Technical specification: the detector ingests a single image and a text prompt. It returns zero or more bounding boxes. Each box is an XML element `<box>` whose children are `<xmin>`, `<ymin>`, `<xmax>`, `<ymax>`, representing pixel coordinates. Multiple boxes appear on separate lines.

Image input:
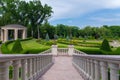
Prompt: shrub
<box><xmin>1</xmin><ymin>40</ymin><xmax>14</xmax><ymax>54</ymax></box>
<box><xmin>11</xmin><ymin>40</ymin><xmax>23</xmax><ymax>53</ymax></box>
<box><xmin>36</xmin><ymin>38</ymin><xmax>42</xmax><ymax>43</ymax></box>
<box><xmin>76</xmin><ymin>48</ymin><xmax>102</xmax><ymax>54</ymax></box>
<box><xmin>0</xmin><ymin>40</ymin><xmax>2</xmax><ymax>44</ymax></box>
<box><xmin>1</xmin><ymin>43</ymin><xmax>10</xmax><ymax>54</ymax></box>
<box><xmin>44</xmin><ymin>41</ymin><xmax>54</xmax><ymax>46</ymax></box>
<box><xmin>112</xmin><ymin>47</ymin><xmax>120</xmax><ymax>55</ymax></box>
<box><xmin>100</xmin><ymin>39</ymin><xmax>111</xmax><ymax>51</ymax></box>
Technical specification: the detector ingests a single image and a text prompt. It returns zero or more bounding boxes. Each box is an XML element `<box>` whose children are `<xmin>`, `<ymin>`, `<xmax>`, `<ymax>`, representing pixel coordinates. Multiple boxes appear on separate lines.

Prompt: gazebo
<box><xmin>1</xmin><ymin>24</ymin><xmax>27</xmax><ymax>42</ymax></box>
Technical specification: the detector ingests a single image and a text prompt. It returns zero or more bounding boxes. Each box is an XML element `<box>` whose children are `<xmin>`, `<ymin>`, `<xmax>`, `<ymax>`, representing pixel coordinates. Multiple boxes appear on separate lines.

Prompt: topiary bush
<box><xmin>45</xmin><ymin>33</ymin><xmax>50</xmax><ymax>41</ymax></box>
<box><xmin>100</xmin><ymin>39</ymin><xmax>111</xmax><ymax>51</ymax></box>
<box><xmin>11</xmin><ymin>39</ymin><xmax>23</xmax><ymax>53</ymax></box>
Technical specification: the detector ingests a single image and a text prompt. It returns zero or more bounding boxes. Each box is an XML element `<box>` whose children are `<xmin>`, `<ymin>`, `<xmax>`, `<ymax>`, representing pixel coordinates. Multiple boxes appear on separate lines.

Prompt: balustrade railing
<box><xmin>57</xmin><ymin>48</ymin><xmax>68</xmax><ymax>56</ymax></box>
<box><xmin>73</xmin><ymin>54</ymin><xmax>120</xmax><ymax>80</ymax></box>
<box><xmin>74</xmin><ymin>49</ymin><xmax>87</xmax><ymax>55</ymax></box>
<box><xmin>0</xmin><ymin>54</ymin><xmax>53</xmax><ymax>80</ymax></box>
<box><xmin>41</xmin><ymin>49</ymin><xmax>51</xmax><ymax>54</ymax></box>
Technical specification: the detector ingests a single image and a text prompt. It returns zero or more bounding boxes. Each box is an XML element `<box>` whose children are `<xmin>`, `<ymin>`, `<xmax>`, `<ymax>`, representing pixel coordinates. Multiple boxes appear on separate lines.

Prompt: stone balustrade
<box><xmin>0</xmin><ymin>54</ymin><xmax>53</xmax><ymax>80</ymax></box>
<box><xmin>73</xmin><ymin>54</ymin><xmax>120</xmax><ymax>80</ymax></box>
<box><xmin>74</xmin><ymin>49</ymin><xmax>87</xmax><ymax>55</ymax></box>
<box><xmin>57</xmin><ymin>48</ymin><xmax>68</xmax><ymax>56</ymax></box>
<box><xmin>40</xmin><ymin>49</ymin><xmax>51</xmax><ymax>54</ymax></box>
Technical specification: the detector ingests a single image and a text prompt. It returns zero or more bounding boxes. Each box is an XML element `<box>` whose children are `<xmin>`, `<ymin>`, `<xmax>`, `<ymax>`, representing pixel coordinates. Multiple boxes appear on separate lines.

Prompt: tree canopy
<box><xmin>0</xmin><ymin>0</ymin><xmax>53</xmax><ymax>38</ymax></box>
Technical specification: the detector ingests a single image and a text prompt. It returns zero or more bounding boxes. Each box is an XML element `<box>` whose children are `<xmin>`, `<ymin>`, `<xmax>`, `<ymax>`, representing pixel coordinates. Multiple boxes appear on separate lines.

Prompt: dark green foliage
<box><xmin>1</xmin><ymin>41</ymin><xmax>14</xmax><ymax>54</ymax></box>
<box><xmin>76</xmin><ymin>48</ymin><xmax>102</xmax><ymax>54</ymax></box>
<box><xmin>11</xmin><ymin>40</ymin><xmax>23</xmax><ymax>53</ymax></box>
<box><xmin>100</xmin><ymin>39</ymin><xmax>111</xmax><ymax>51</ymax></box>
<box><xmin>23</xmin><ymin>48</ymin><xmax>49</xmax><ymax>54</ymax></box>
<box><xmin>0</xmin><ymin>41</ymin><xmax>2</xmax><ymax>44</ymax></box>
<box><xmin>54</xmin><ymin>34</ymin><xmax>58</xmax><ymax>40</ymax></box>
<box><xmin>1</xmin><ymin>43</ymin><xmax>10</xmax><ymax>54</ymax></box>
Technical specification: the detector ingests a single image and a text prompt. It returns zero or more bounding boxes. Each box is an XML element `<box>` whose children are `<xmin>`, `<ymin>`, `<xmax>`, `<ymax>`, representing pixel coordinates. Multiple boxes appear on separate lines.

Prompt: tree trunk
<box><xmin>37</xmin><ymin>25</ymin><xmax>40</xmax><ymax>39</ymax></box>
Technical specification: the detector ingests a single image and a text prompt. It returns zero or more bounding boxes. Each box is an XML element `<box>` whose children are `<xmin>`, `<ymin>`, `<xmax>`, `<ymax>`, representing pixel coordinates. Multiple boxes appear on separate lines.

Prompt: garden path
<box><xmin>38</xmin><ymin>57</ymin><xmax>83</xmax><ymax>80</ymax></box>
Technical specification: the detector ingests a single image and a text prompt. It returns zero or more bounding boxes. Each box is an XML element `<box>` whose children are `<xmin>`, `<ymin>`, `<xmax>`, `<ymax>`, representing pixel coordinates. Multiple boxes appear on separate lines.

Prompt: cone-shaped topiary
<box><xmin>12</xmin><ymin>39</ymin><xmax>23</xmax><ymax>53</ymax></box>
<box><xmin>100</xmin><ymin>39</ymin><xmax>111</xmax><ymax>51</ymax></box>
<box><xmin>45</xmin><ymin>33</ymin><xmax>50</xmax><ymax>41</ymax></box>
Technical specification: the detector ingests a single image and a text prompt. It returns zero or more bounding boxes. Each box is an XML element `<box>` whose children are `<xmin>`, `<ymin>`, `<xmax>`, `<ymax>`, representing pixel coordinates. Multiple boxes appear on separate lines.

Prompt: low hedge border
<box><xmin>1</xmin><ymin>38</ymin><xmax>33</xmax><ymax>54</ymax></box>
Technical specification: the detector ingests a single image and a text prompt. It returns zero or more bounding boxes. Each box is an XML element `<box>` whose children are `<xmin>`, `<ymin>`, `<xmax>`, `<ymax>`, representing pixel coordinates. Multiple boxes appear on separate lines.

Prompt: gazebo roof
<box><xmin>1</xmin><ymin>24</ymin><xmax>26</xmax><ymax>29</ymax></box>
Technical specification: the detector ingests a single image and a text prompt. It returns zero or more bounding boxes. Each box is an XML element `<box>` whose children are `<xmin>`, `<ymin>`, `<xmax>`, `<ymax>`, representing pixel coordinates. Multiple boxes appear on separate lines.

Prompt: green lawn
<box><xmin>6</xmin><ymin>39</ymin><xmax>50</xmax><ymax>54</ymax></box>
<box><xmin>1</xmin><ymin>38</ymin><xmax>119</xmax><ymax>54</ymax></box>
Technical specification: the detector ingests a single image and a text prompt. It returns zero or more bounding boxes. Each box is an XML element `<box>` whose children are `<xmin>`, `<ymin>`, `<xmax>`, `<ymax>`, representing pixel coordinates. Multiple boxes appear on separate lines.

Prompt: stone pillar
<box><xmin>68</xmin><ymin>45</ymin><xmax>74</xmax><ymax>56</ymax></box>
<box><xmin>14</xmin><ymin>29</ymin><xmax>18</xmax><ymax>40</ymax></box>
<box><xmin>51</xmin><ymin>45</ymin><xmax>58</xmax><ymax>56</ymax></box>
<box><xmin>4</xmin><ymin>29</ymin><xmax>8</xmax><ymax>42</ymax></box>
<box><xmin>0</xmin><ymin>62</ymin><xmax>10</xmax><ymax>80</ymax></box>
<box><xmin>1</xmin><ymin>29</ymin><xmax>3</xmax><ymax>41</ymax></box>
<box><xmin>23</xmin><ymin>29</ymin><xmax>26</xmax><ymax>39</ymax></box>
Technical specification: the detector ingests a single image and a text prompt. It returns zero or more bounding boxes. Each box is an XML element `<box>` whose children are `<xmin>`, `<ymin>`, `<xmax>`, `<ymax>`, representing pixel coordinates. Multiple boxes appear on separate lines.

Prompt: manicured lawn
<box><xmin>7</xmin><ymin>39</ymin><xmax>50</xmax><ymax>54</ymax></box>
<box><xmin>2</xmin><ymin>38</ymin><xmax>119</xmax><ymax>55</ymax></box>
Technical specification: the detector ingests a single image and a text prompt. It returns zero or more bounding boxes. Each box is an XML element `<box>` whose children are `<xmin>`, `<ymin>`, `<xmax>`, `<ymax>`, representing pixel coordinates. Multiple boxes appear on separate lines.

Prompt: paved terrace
<box><xmin>39</xmin><ymin>57</ymin><xmax>83</xmax><ymax>80</ymax></box>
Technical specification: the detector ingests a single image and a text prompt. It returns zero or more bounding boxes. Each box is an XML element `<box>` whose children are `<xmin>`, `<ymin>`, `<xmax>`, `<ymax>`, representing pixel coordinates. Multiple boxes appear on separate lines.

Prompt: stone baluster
<box><xmin>100</xmin><ymin>61</ymin><xmax>108</xmax><ymax>80</ymax></box>
<box><xmin>13</xmin><ymin>60</ymin><xmax>20</xmax><ymax>80</ymax></box>
<box><xmin>21</xmin><ymin>59</ymin><xmax>27</xmax><ymax>80</ymax></box>
<box><xmin>0</xmin><ymin>62</ymin><xmax>10</xmax><ymax>80</ymax></box>
<box><xmin>90</xmin><ymin>59</ymin><xmax>95</xmax><ymax>80</ymax></box>
<box><xmin>109</xmin><ymin>63</ymin><xmax>119</xmax><ymax>80</ymax></box>
<box><xmin>27</xmin><ymin>59</ymin><xmax>32</xmax><ymax>79</ymax></box>
<box><xmin>32</xmin><ymin>58</ymin><xmax>35</xmax><ymax>78</ymax></box>
<box><xmin>94</xmin><ymin>60</ymin><xmax>100</xmax><ymax>80</ymax></box>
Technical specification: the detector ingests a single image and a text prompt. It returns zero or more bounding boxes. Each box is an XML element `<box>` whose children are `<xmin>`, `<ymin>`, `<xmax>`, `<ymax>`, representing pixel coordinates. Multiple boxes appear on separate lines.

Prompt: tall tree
<box><xmin>0</xmin><ymin>0</ymin><xmax>53</xmax><ymax>38</ymax></box>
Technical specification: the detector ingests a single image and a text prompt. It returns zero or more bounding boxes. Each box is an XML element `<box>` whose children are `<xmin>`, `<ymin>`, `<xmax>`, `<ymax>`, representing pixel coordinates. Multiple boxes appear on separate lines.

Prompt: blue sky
<box><xmin>40</xmin><ymin>0</ymin><xmax>120</xmax><ymax>28</ymax></box>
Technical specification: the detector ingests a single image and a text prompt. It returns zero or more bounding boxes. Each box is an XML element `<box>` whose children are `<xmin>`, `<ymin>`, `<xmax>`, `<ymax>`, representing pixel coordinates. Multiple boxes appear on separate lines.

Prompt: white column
<box><xmin>109</xmin><ymin>63</ymin><xmax>119</xmax><ymax>80</ymax></box>
<box><xmin>94</xmin><ymin>60</ymin><xmax>100</xmax><ymax>80</ymax></box>
<box><xmin>0</xmin><ymin>62</ymin><xmax>10</xmax><ymax>80</ymax></box>
<box><xmin>51</xmin><ymin>45</ymin><xmax>58</xmax><ymax>56</ymax></box>
<box><xmin>100</xmin><ymin>61</ymin><xmax>108</xmax><ymax>80</ymax></box>
<box><xmin>21</xmin><ymin>59</ymin><xmax>27</xmax><ymax>80</ymax></box>
<box><xmin>23</xmin><ymin>29</ymin><xmax>26</xmax><ymax>39</ymax></box>
<box><xmin>14</xmin><ymin>29</ymin><xmax>18</xmax><ymax>40</ymax></box>
<box><xmin>1</xmin><ymin>29</ymin><xmax>3</xmax><ymax>41</ymax></box>
<box><xmin>13</xmin><ymin>60</ymin><xmax>20</xmax><ymax>80</ymax></box>
<box><xmin>68</xmin><ymin>45</ymin><xmax>74</xmax><ymax>56</ymax></box>
<box><xmin>4</xmin><ymin>29</ymin><xmax>8</xmax><ymax>42</ymax></box>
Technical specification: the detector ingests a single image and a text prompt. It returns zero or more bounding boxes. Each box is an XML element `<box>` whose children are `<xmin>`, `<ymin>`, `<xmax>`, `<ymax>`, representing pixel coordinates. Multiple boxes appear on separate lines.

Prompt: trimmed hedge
<box><xmin>1</xmin><ymin>38</ymin><xmax>32</xmax><ymax>54</ymax></box>
<box><xmin>11</xmin><ymin>40</ymin><xmax>23</xmax><ymax>53</ymax></box>
<box><xmin>76</xmin><ymin>48</ymin><xmax>102</xmax><ymax>54</ymax></box>
<box><xmin>1</xmin><ymin>40</ymin><xmax>14</xmax><ymax>54</ymax></box>
<box><xmin>100</xmin><ymin>39</ymin><xmax>112</xmax><ymax>51</ymax></box>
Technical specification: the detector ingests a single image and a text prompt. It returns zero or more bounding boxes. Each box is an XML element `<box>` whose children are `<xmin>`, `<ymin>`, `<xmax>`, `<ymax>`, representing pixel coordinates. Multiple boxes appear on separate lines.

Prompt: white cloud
<box><xmin>27</xmin><ymin>0</ymin><xmax>120</xmax><ymax>21</ymax></box>
<box><xmin>90</xmin><ymin>17</ymin><xmax>120</xmax><ymax>22</ymax></box>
